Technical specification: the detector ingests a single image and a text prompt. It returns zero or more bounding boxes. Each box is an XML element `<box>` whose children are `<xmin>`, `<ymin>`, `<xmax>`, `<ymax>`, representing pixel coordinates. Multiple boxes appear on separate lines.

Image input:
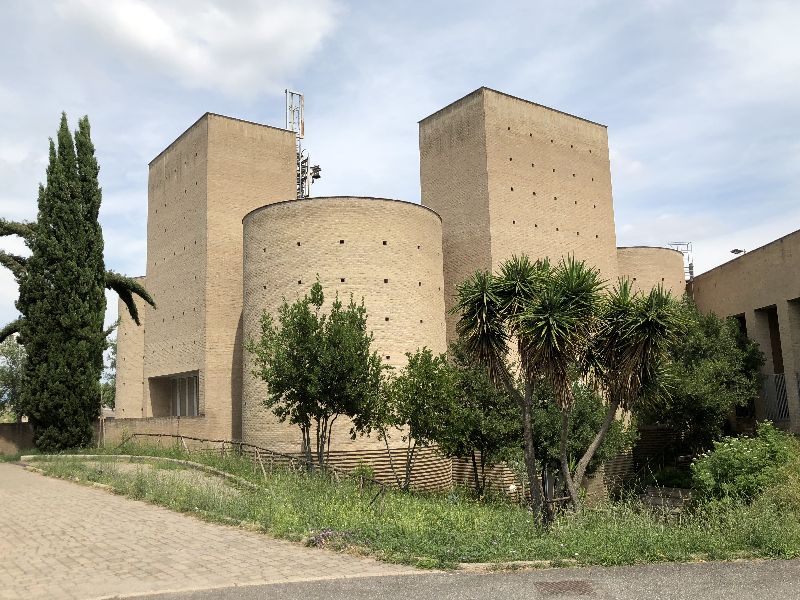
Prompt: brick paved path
<box><xmin>0</xmin><ymin>463</ymin><xmax>416</xmax><ymax>600</ymax></box>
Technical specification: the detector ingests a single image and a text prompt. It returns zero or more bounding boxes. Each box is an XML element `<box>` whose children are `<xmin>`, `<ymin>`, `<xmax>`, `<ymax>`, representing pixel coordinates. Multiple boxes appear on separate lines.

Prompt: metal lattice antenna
<box><xmin>285</xmin><ymin>90</ymin><xmax>321</xmax><ymax>199</ymax></box>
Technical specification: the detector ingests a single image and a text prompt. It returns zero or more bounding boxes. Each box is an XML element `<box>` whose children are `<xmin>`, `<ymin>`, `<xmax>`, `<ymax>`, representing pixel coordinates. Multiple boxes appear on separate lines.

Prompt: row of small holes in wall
<box><xmin>291</xmin><ymin>279</ymin><xmax>439</xmax><ymax>292</ymax></box>
<box><xmin>508</xmin><ymin>189</ymin><xmax>600</xmax><ymax>211</ymax></box>
<box><xmin>506</xmin><ymin>127</ymin><xmax>595</xmax><ymax>155</ymax></box>
<box><xmin>153</xmin><ymin>239</ymin><xmax>199</xmax><ymax>266</ymax></box>
<box><xmin>508</xmin><ymin>158</ymin><xmax>596</xmax><ymax>183</ymax></box>
<box><xmin>508</xmin><ymin>220</ymin><xmax>600</xmax><ymax>238</ymax></box>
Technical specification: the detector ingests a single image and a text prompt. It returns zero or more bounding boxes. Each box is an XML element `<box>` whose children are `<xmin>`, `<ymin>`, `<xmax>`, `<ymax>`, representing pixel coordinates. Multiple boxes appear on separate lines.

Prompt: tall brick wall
<box><xmin>616</xmin><ymin>246</ymin><xmax>686</xmax><ymax>296</ymax></box>
<box><xmin>115</xmin><ymin>276</ymin><xmax>146</xmax><ymax>418</ymax></box>
<box><xmin>241</xmin><ymin>197</ymin><xmax>447</xmax><ymax>454</ymax></box>
<box><xmin>421</xmin><ymin>87</ymin><xmax>618</xmax><ymax>343</ymax></box>
<box><xmin>126</xmin><ymin>113</ymin><xmax>295</xmax><ymax>440</ymax></box>
<box><xmin>203</xmin><ymin>116</ymin><xmax>296</xmax><ymax>440</ymax></box>
<box><xmin>144</xmin><ymin>118</ymin><xmax>209</xmax><ymax>418</ymax></box>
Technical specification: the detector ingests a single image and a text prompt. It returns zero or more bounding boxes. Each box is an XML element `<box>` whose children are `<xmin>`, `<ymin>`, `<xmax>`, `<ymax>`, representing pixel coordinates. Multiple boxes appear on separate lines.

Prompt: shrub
<box><xmin>691</xmin><ymin>422</ymin><xmax>796</xmax><ymax>501</ymax></box>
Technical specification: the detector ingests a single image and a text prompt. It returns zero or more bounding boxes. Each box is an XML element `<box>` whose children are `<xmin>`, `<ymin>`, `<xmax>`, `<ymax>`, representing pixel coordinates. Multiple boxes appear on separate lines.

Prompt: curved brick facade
<box><xmin>241</xmin><ymin>196</ymin><xmax>447</xmax><ymax>457</ymax></box>
<box><xmin>616</xmin><ymin>246</ymin><xmax>685</xmax><ymax>296</ymax></box>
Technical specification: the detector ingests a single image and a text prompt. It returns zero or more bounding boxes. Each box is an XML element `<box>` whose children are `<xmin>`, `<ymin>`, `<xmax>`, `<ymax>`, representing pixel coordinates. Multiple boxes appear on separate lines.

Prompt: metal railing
<box><xmin>763</xmin><ymin>373</ymin><xmax>790</xmax><ymax>422</ymax></box>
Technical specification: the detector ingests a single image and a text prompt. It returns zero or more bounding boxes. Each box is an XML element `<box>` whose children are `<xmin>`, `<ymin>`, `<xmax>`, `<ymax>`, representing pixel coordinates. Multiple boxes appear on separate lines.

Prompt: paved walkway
<box><xmin>0</xmin><ymin>463</ymin><xmax>415</xmax><ymax>600</ymax></box>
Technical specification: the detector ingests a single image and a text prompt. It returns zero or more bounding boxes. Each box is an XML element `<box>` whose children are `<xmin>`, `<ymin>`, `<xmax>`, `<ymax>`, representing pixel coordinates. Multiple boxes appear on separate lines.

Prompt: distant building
<box><xmin>692</xmin><ymin>229</ymin><xmax>800</xmax><ymax>434</ymax></box>
<box><xmin>111</xmin><ymin>87</ymin><xmax>685</xmax><ymax>486</ymax></box>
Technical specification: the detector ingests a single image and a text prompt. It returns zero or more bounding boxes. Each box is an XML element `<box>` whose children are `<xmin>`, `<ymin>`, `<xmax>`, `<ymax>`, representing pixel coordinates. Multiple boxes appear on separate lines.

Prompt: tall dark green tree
<box><xmin>0</xmin><ymin>114</ymin><xmax>154</xmax><ymax>450</ymax></box>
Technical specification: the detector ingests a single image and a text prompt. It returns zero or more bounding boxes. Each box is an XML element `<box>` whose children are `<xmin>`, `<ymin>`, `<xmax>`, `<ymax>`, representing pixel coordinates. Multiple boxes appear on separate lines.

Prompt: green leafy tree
<box><xmin>529</xmin><ymin>382</ymin><xmax>638</xmax><ymax>498</ymax></box>
<box><xmin>640</xmin><ymin>298</ymin><xmax>763</xmax><ymax>454</ymax></box>
<box><xmin>0</xmin><ymin>115</ymin><xmax>155</xmax><ymax>450</ymax></box>
<box><xmin>436</xmin><ymin>342</ymin><xmax>519</xmax><ymax>496</ymax></box>
<box><xmin>0</xmin><ymin>337</ymin><xmax>26</xmax><ymax>422</ymax></box>
<box><xmin>248</xmin><ymin>279</ymin><xmax>384</xmax><ymax>468</ymax></box>
<box><xmin>381</xmin><ymin>348</ymin><xmax>457</xmax><ymax>490</ymax></box>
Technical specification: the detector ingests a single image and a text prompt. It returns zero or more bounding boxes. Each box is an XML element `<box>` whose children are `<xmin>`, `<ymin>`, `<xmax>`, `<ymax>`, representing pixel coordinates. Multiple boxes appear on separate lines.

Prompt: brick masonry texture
<box><xmin>616</xmin><ymin>247</ymin><xmax>686</xmax><ymax>296</ymax></box>
<box><xmin>421</xmin><ymin>87</ymin><xmax>619</xmax><ymax>344</ymax></box>
<box><xmin>111</xmin><ymin>89</ymin><xmax>687</xmax><ymax>482</ymax></box>
<box><xmin>241</xmin><ymin>197</ymin><xmax>446</xmax><ymax>454</ymax></box>
<box><xmin>692</xmin><ymin>229</ymin><xmax>800</xmax><ymax>432</ymax></box>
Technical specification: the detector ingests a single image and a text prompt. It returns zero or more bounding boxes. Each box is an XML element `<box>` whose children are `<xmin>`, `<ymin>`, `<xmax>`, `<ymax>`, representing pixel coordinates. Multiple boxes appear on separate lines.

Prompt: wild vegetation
<box><xmin>27</xmin><ymin>435</ymin><xmax>800</xmax><ymax>569</ymax></box>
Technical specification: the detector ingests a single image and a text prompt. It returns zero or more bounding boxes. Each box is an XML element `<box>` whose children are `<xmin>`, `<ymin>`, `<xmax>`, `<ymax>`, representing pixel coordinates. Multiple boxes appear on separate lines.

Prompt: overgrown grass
<box><xmin>28</xmin><ymin>441</ymin><xmax>800</xmax><ymax>569</ymax></box>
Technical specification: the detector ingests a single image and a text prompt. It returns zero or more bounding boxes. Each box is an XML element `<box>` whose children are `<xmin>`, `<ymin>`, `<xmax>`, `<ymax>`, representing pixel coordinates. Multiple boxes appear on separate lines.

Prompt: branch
<box><xmin>105</xmin><ymin>271</ymin><xmax>156</xmax><ymax>326</ymax></box>
<box><xmin>0</xmin><ymin>251</ymin><xmax>28</xmax><ymax>280</ymax></box>
<box><xmin>0</xmin><ymin>318</ymin><xmax>22</xmax><ymax>344</ymax></box>
<box><xmin>0</xmin><ymin>219</ymin><xmax>35</xmax><ymax>241</ymax></box>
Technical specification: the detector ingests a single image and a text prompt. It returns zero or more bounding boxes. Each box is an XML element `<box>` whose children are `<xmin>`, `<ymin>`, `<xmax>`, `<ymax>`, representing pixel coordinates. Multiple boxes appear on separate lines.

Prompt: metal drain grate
<box><xmin>533</xmin><ymin>579</ymin><xmax>595</xmax><ymax>597</ymax></box>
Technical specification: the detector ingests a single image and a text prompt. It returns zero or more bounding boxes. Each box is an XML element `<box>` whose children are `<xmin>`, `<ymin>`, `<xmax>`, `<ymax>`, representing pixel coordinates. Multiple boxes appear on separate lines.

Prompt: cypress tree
<box><xmin>16</xmin><ymin>115</ymin><xmax>107</xmax><ymax>450</ymax></box>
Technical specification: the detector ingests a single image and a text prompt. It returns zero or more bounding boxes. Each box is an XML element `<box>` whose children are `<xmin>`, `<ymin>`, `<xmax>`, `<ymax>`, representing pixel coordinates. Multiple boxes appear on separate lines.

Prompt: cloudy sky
<box><xmin>1</xmin><ymin>0</ymin><xmax>798</xmax><ymax>328</ymax></box>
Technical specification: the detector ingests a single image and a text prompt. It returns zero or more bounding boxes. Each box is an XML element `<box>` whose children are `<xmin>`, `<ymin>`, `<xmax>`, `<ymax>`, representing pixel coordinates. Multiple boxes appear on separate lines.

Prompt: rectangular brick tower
<box><xmin>419</xmin><ymin>87</ymin><xmax>619</xmax><ymax>342</ymax></box>
<box><xmin>114</xmin><ymin>114</ymin><xmax>296</xmax><ymax>440</ymax></box>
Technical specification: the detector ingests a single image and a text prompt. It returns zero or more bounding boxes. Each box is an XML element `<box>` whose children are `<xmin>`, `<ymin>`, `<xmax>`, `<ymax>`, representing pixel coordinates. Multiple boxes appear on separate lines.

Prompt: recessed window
<box><xmin>298</xmin><ymin>279</ymin><xmax>302</xmax><ymax>284</ymax></box>
<box><xmin>576</xmin><ymin>232</ymin><xmax>580</xmax><ymax>236</ymax></box>
<box><xmin>550</xmin><ymin>139</ymin><xmax>554</xmax><ymax>143</ymax></box>
<box><xmin>532</xmin><ymin>191</ymin><xmax>537</xmax><ymax>196</ymax></box>
<box><xmin>552</xmin><ymin>168</ymin><xmax>556</xmax><ymax>173</ymax></box>
<box><xmin>556</xmin><ymin>227</ymin><xmax>559</xmax><ymax>231</ymax></box>
<box><xmin>419</xmin><ymin>319</ymin><xmax>423</xmax><ymax>324</ymax></box>
<box><xmin>570</xmin><ymin>144</ymin><xmax>573</xmax><ymax>148</ymax></box>
<box><xmin>554</xmin><ymin>196</ymin><xmax>558</xmax><ymax>200</ymax></box>
<box><xmin>263</xmin><ymin>247</ymin><xmax>266</xmax><ymax>252</ymax></box>
<box><xmin>339</xmin><ymin>240</ymin><xmax>345</xmax><ymax>244</ymax></box>
<box><xmin>589</xmin><ymin>149</ymin><xmax>592</xmax><ymax>154</ymax></box>
<box><xmin>595</xmin><ymin>235</ymin><xmax>599</xmax><ymax>239</ymax></box>
<box><xmin>511</xmin><ymin>187</ymin><xmax>514</xmax><ymax>191</ymax></box>
<box><xmin>386</xmin><ymin>355</ymin><xmax>391</xmax><ymax>360</ymax></box>
<box><xmin>572</xmin><ymin>173</ymin><xmax>576</xmax><ymax>177</ymax></box>
<box><xmin>507</xmin><ymin>126</ymin><xmax>511</xmax><ymax>131</ymax></box>
<box><xmin>531</xmin><ymin>163</ymin><xmax>535</xmax><ymax>167</ymax></box>
<box><xmin>512</xmin><ymin>220</ymin><xmax>516</xmax><ymax>225</ymax></box>
<box><xmin>383</xmin><ymin>240</ymin><xmax>387</xmax><ymax>245</ymax></box>
<box><xmin>385</xmin><ymin>317</ymin><xmax>389</xmax><ymax>322</ymax></box>
<box><xmin>591</xmin><ymin>177</ymin><xmax>594</xmax><ymax>181</ymax></box>
<box><xmin>534</xmin><ymin>224</ymin><xmax>538</xmax><ymax>228</ymax></box>
<box><xmin>633</xmin><ymin>277</ymin><xmax>637</xmax><ymax>281</ymax></box>
<box><xmin>171</xmin><ymin>374</ymin><xmax>199</xmax><ymax>417</ymax></box>
<box><xmin>418</xmin><ymin>281</ymin><xmax>422</xmax><ymax>286</ymax></box>
<box><xmin>417</xmin><ymin>245</ymin><xmax>421</xmax><ymax>249</ymax></box>
<box><xmin>341</xmin><ymin>278</ymin><xmax>346</xmax><ymax>283</ymax></box>
<box><xmin>574</xmin><ymin>201</ymin><xmax>578</xmax><ymax>205</ymax></box>
<box><xmin>297</xmin><ymin>241</ymin><xmax>301</xmax><ymax>246</ymax></box>
<box><xmin>263</xmin><ymin>285</ymin><xmax>266</xmax><ymax>290</ymax></box>
<box><xmin>509</xmin><ymin>157</ymin><xmax>513</xmax><ymax>161</ymax></box>
<box><xmin>593</xmin><ymin>204</ymin><xmax>596</xmax><ymax>208</ymax></box>
<box><xmin>384</xmin><ymin>278</ymin><xmax>389</xmax><ymax>283</ymax></box>
<box><xmin>529</xmin><ymin>133</ymin><xmax>532</xmax><ymax>137</ymax></box>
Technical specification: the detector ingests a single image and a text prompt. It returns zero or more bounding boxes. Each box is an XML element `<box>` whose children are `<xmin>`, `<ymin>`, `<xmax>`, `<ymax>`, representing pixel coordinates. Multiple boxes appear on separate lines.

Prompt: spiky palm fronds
<box><xmin>454</xmin><ymin>271</ymin><xmax>509</xmax><ymax>385</ymax></box>
<box><xmin>105</xmin><ymin>271</ymin><xmax>155</xmax><ymax>326</ymax></box>
<box><xmin>517</xmin><ymin>257</ymin><xmax>602</xmax><ymax>409</ymax></box>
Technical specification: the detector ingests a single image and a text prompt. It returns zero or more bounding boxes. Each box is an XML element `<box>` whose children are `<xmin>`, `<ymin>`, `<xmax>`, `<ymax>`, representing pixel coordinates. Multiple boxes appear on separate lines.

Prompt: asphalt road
<box><xmin>137</xmin><ymin>559</ymin><xmax>800</xmax><ymax>600</ymax></box>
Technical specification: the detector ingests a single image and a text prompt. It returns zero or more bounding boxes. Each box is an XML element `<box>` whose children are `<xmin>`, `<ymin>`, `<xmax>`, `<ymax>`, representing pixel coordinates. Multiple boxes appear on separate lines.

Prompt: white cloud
<box><xmin>55</xmin><ymin>0</ymin><xmax>340</xmax><ymax>98</ymax></box>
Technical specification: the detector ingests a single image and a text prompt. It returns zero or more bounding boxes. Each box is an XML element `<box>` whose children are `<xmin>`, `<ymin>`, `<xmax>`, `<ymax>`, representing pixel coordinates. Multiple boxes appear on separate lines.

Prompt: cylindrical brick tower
<box><xmin>241</xmin><ymin>196</ymin><xmax>446</xmax><ymax>459</ymax></box>
<box><xmin>616</xmin><ymin>246</ymin><xmax>686</xmax><ymax>296</ymax></box>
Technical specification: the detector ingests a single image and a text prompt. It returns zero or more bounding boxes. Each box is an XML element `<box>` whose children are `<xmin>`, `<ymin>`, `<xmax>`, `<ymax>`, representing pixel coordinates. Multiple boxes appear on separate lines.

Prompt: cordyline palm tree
<box><xmin>570</xmin><ymin>281</ymin><xmax>683</xmax><ymax>499</ymax></box>
<box><xmin>455</xmin><ymin>254</ymin><xmax>554</xmax><ymax>517</ymax></box>
<box><xmin>0</xmin><ymin>217</ymin><xmax>153</xmax><ymax>342</ymax></box>
<box><xmin>516</xmin><ymin>257</ymin><xmax>603</xmax><ymax>508</ymax></box>
<box><xmin>457</xmin><ymin>254</ymin><xmax>683</xmax><ymax>515</ymax></box>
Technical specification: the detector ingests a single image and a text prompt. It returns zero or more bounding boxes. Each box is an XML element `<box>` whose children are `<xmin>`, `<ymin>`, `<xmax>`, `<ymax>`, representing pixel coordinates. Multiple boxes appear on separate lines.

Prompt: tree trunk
<box><xmin>402</xmin><ymin>439</ymin><xmax>416</xmax><ymax>491</ymax></box>
<box><xmin>560</xmin><ymin>409</ymin><xmax>579</xmax><ymax>508</ymax></box>
<box><xmin>380</xmin><ymin>428</ymin><xmax>403</xmax><ymax>488</ymax></box>
<box><xmin>471</xmin><ymin>450</ymin><xmax>481</xmax><ymax>496</ymax></box>
<box><xmin>573</xmin><ymin>396</ymin><xmax>621</xmax><ymax>493</ymax></box>
<box><xmin>520</xmin><ymin>380</ymin><xmax>544</xmax><ymax>519</ymax></box>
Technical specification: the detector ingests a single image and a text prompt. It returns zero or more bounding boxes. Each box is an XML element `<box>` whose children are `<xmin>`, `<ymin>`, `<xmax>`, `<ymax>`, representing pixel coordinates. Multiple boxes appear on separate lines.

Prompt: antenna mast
<box><xmin>669</xmin><ymin>241</ymin><xmax>694</xmax><ymax>282</ymax></box>
<box><xmin>285</xmin><ymin>90</ymin><xmax>321</xmax><ymax>199</ymax></box>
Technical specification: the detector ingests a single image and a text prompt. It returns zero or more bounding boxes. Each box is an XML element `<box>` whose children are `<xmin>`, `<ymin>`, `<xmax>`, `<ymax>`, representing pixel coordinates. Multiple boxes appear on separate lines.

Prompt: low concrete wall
<box><xmin>0</xmin><ymin>422</ymin><xmax>34</xmax><ymax>454</ymax></box>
